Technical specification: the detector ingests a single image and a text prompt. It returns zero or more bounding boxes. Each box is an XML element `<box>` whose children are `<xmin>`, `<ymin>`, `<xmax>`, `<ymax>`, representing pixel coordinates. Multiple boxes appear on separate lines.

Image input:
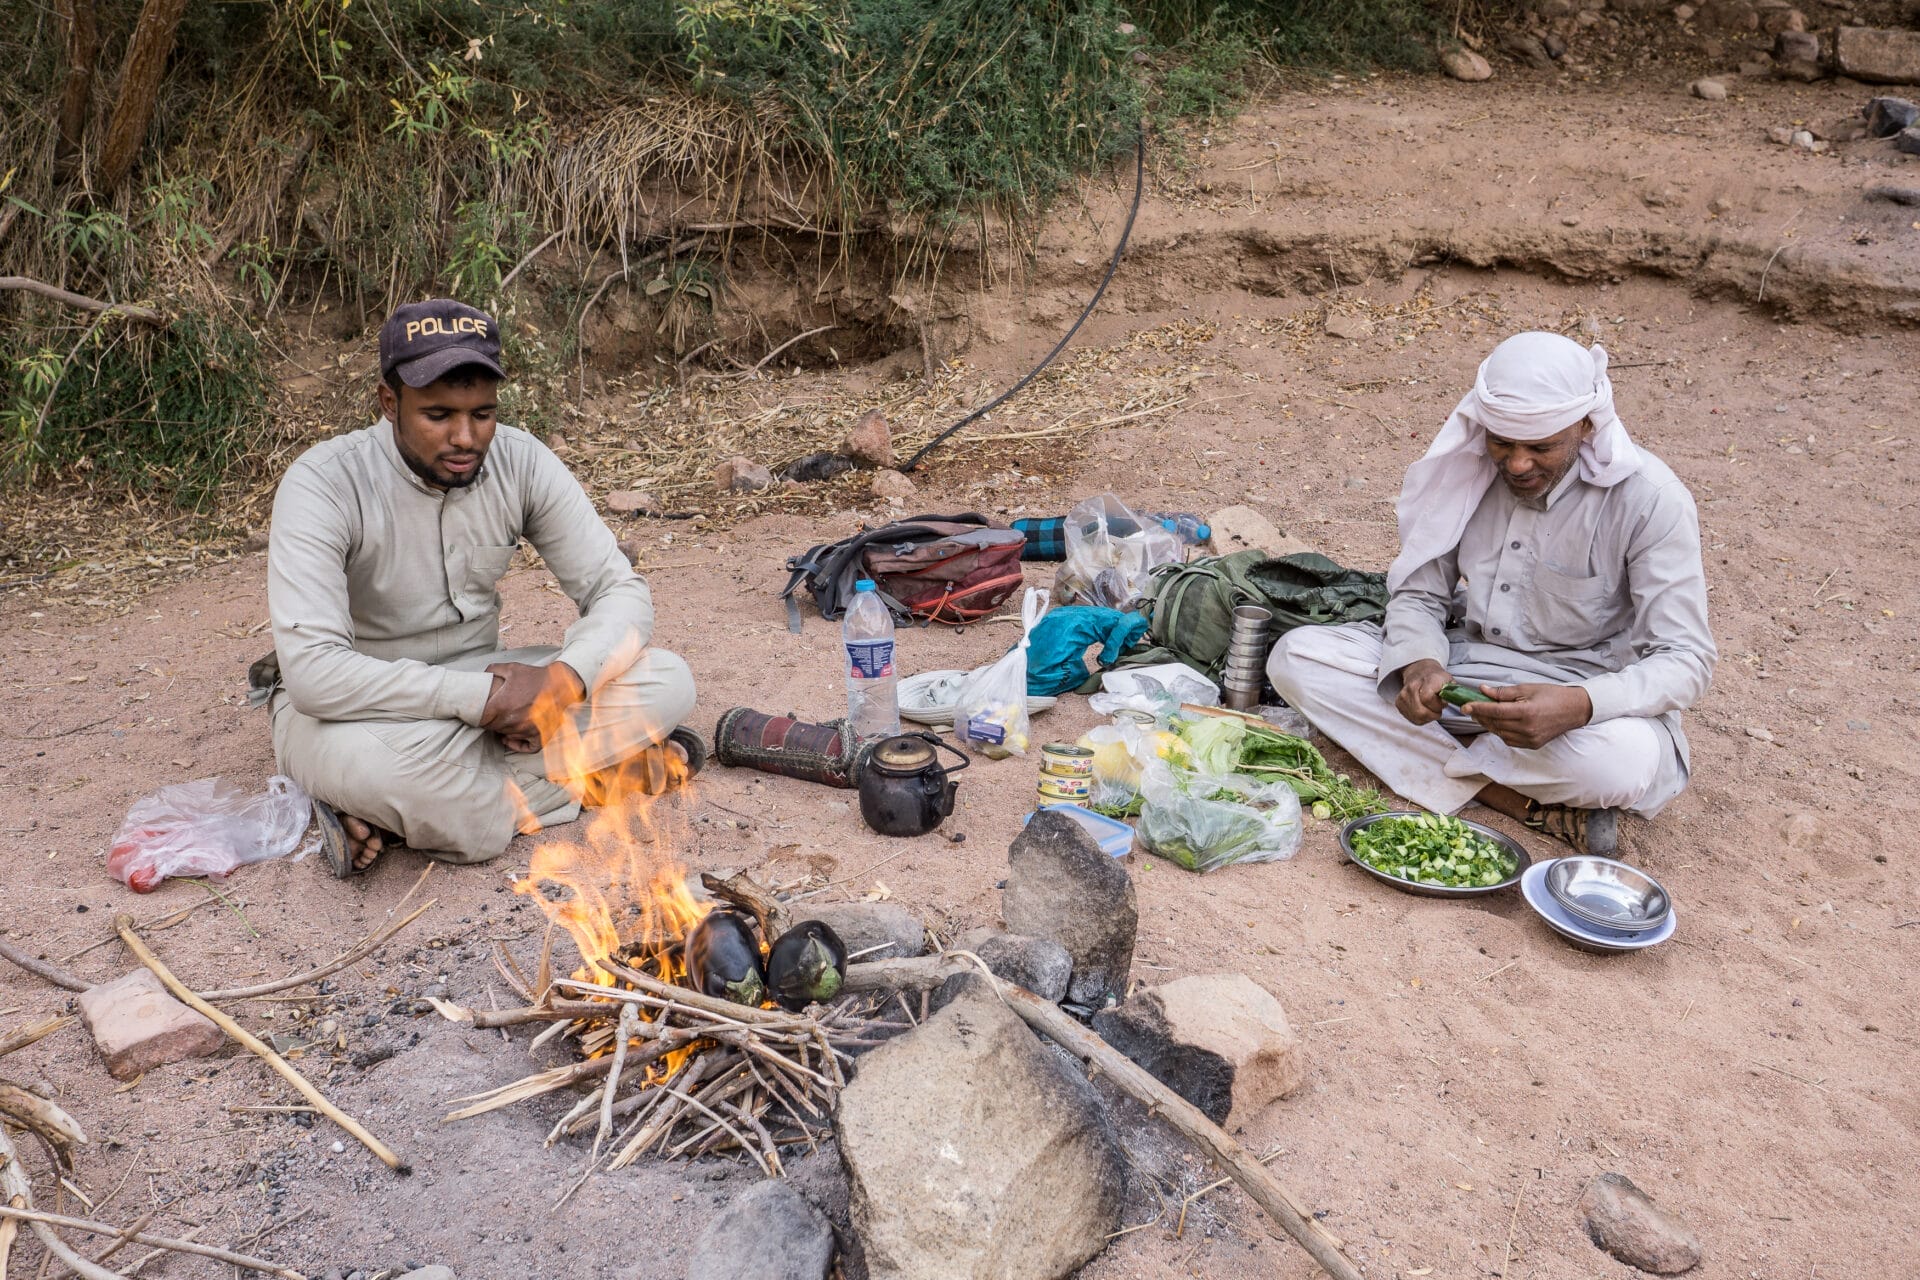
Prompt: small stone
<box><xmin>952</xmin><ymin>930</ymin><xmax>1073</xmax><ymax>1003</ymax></box>
<box><xmin>792</xmin><ymin>902</ymin><xmax>925</xmax><ymax>960</ymax></box>
<box><xmin>1579</xmin><ymin>1173</ymin><xmax>1704</xmax><ymax>1273</ymax></box>
<box><xmin>1343</xmin><ymin>475</ymin><xmax>1368</xmax><ymax>489</ymax></box>
<box><xmin>1690</xmin><ymin>77</ymin><xmax>1729</xmax><ymax>99</ymax></box>
<box><xmin>1206</xmin><ymin>505</ymin><xmax>1316</xmax><ymax>559</ymax></box>
<box><xmin>243</xmin><ymin>528</ymin><xmax>270</xmax><ymax>552</ymax></box>
<box><xmin>1772</xmin><ymin>29</ymin><xmax>1824</xmax><ymax>79</ymax></box>
<box><xmin>1767</xmin><ymin>125</ymin><xmax>1796</xmax><ymax>144</ymax></box>
<box><xmin>1835</xmin><ymin>26</ymin><xmax>1920</xmax><ymax>84</ymax></box>
<box><xmin>605</xmin><ymin>490</ymin><xmax>659</xmax><ymax>516</ymax></box>
<box><xmin>1864</xmin><ymin>96</ymin><xmax>1920</xmax><ymax>137</ymax></box>
<box><xmin>835</xmin><ymin>991</ymin><xmax>1125</xmax><ymax>1280</ymax></box>
<box><xmin>1745</xmin><ymin>724</ymin><xmax>1777</xmax><ymax>743</ymax></box>
<box><xmin>78</xmin><ymin>970</ymin><xmax>226</xmax><ymax>1081</ymax></box>
<box><xmin>870</xmin><ymin>469</ymin><xmax>916</xmax><ymax>500</ymax></box>
<box><xmin>1781</xmin><ymin>812</ymin><xmax>1826</xmax><ymax>851</ymax></box>
<box><xmin>1323</xmin><ymin>314</ymin><xmax>1374</xmax><ymax>340</ymax></box>
<box><xmin>1896</xmin><ymin>126</ymin><xmax>1920</xmax><ymax>155</ymax></box>
<box><xmin>1673</xmin><ymin>2</ymin><xmax>1696</xmax><ymax>19</ymax></box>
<box><xmin>686</xmin><ymin>1181</ymin><xmax>833</xmax><ymax>1280</ymax></box>
<box><xmin>842</xmin><ymin>408</ymin><xmax>894</xmax><ymax>468</ymax></box>
<box><xmin>395</xmin><ymin>1269</ymin><xmax>456</xmax><ymax>1280</ymax></box>
<box><xmin>1440</xmin><ymin>48</ymin><xmax>1494</xmax><ymax>81</ymax></box>
<box><xmin>714</xmin><ymin>456</ymin><xmax>773</xmax><ymax>493</ymax></box>
<box><xmin>1847</xmin><ymin>719</ymin><xmax>1872</xmax><ymax>731</ymax></box>
<box><xmin>1758</xmin><ymin>5</ymin><xmax>1805</xmax><ymax>34</ymax></box>
<box><xmin>1562</xmin><ymin>214</ymin><xmax>1583</xmax><ymax>226</ymax></box>
<box><xmin>1092</xmin><ymin>974</ymin><xmax>1305</xmax><ymax>1129</ymax></box>
<box><xmin>1709</xmin><ymin>196</ymin><xmax>1734</xmax><ymax>214</ymax></box>
<box><xmin>1004</xmin><ymin>809</ymin><xmax>1138</xmax><ymax>1008</ymax></box>
<box><xmin>1738</xmin><ymin>58</ymin><xmax>1773</xmax><ymax>77</ymax></box>
<box><xmin>1791</xmin><ymin>129</ymin><xmax>1817</xmax><ymax>149</ymax></box>
<box><xmin>1699</xmin><ymin>0</ymin><xmax>1757</xmax><ymax>30</ymax></box>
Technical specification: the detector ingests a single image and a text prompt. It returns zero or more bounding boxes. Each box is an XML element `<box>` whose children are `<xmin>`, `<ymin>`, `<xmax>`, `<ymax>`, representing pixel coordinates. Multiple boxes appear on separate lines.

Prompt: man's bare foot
<box><xmin>340</xmin><ymin>814</ymin><xmax>386</xmax><ymax>871</ymax></box>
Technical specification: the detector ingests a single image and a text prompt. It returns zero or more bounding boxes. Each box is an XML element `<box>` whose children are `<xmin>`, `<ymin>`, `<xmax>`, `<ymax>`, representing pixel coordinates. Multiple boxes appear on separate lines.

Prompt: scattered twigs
<box><xmin>699</xmin><ymin>871</ymin><xmax>792</xmax><ymax>943</ymax></box>
<box><xmin>0</xmin><ymin>1017</ymin><xmax>71</xmax><ymax>1061</ymax></box>
<box><xmin>497</xmin><ymin>228</ymin><xmax>567</xmax><ymax>295</ymax></box>
<box><xmin>199</xmin><ymin>898</ymin><xmax>432</xmax><ymax>1002</ymax></box>
<box><xmin>0</xmin><ymin>277</ymin><xmax>163</xmax><ymax>325</ymax></box>
<box><xmin>113</xmin><ymin>915</ymin><xmax>407</xmax><ymax>1173</ymax></box>
<box><xmin>0</xmin><ymin>1127</ymin><xmax>120</xmax><ymax>1280</ymax></box>
<box><xmin>0</xmin><ymin>941</ymin><xmax>88</xmax><ymax>994</ymax></box>
<box><xmin>0</xmin><ymin>1205</ymin><xmax>305</xmax><ymax>1280</ymax></box>
<box><xmin>0</xmin><ymin>1085</ymin><xmax>86</xmax><ymax>1170</ymax></box>
<box><xmin>595</xmin><ymin>1003</ymin><xmax>638</xmax><ymax>1157</ymax></box>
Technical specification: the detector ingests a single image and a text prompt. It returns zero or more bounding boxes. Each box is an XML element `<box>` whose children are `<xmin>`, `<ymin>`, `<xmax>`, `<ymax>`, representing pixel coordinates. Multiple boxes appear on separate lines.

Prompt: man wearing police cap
<box><xmin>257</xmin><ymin>299</ymin><xmax>700</xmax><ymax>876</ymax></box>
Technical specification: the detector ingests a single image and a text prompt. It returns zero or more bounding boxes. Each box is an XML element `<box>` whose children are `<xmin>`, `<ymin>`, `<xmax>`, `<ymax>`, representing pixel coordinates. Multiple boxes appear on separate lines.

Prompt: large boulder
<box><xmin>686</xmin><ymin>1180</ymin><xmax>834</xmax><ymax>1280</ymax></box>
<box><xmin>834</xmin><ymin>990</ymin><xmax>1125</xmax><ymax>1280</ymax></box>
<box><xmin>1091</xmin><ymin>974</ymin><xmax>1304</xmax><ymax>1129</ymax></box>
<box><xmin>791</xmin><ymin>902</ymin><xmax>925</xmax><ymax>960</ymax></box>
<box><xmin>1834</xmin><ymin>27</ymin><xmax>1920</xmax><ymax>84</ymax></box>
<box><xmin>1579</xmin><ymin>1173</ymin><xmax>1703</xmax><ymax>1273</ymax></box>
<box><xmin>1003</xmin><ymin>810</ymin><xmax>1137</xmax><ymax>1008</ymax></box>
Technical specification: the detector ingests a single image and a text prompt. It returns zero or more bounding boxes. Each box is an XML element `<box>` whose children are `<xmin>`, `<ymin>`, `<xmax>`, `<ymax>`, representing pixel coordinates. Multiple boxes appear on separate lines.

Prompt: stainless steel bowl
<box><xmin>1339</xmin><ymin>810</ymin><xmax>1532</xmax><ymax>898</ymax></box>
<box><xmin>1544</xmin><ymin>856</ymin><xmax>1671</xmax><ymax>933</ymax></box>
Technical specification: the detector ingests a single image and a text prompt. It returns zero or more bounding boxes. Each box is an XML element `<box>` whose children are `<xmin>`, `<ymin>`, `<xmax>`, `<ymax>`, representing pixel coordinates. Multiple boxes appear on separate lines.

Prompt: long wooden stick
<box><xmin>113</xmin><ymin>915</ymin><xmax>407</xmax><ymax>1173</ymax></box>
<box><xmin>0</xmin><ymin>940</ymin><xmax>88</xmax><ymax>993</ymax></box>
<box><xmin>0</xmin><ymin>1016</ymin><xmax>71</xmax><ymax>1061</ymax></box>
<box><xmin>0</xmin><ymin>1206</ymin><xmax>304</xmax><ymax>1279</ymax></box>
<box><xmin>200</xmin><ymin>898</ymin><xmax>432</xmax><ymax>1001</ymax></box>
<box><xmin>845</xmin><ymin>958</ymin><xmax>1365</xmax><ymax>1280</ymax></box>
<box><xmin>0</xmin><ymin>277</ymin><xmax>163</xmax><ymax>324</ymax></box>
<box><xmin>0</xmin><ymin>1128</ymin><xmax>119</xmax><ymax>1280</ymax></box>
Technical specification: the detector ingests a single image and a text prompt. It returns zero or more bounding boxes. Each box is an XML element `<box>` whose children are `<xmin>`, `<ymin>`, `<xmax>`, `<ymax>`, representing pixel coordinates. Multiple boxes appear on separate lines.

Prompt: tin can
<box><xmin>1112</xmin><ymin>709</ymin><xmax>1156</xmax><ymax>728</ymax></box>
<box><xmin>1040</xmin><ymin>743</ymin><xmax>1095</xmax><ymax>778</ymax></box>
<box><xmin>1036</xmin><ymin>774</ymin><xmax>1093</xmax><ymax>803</ymax></box>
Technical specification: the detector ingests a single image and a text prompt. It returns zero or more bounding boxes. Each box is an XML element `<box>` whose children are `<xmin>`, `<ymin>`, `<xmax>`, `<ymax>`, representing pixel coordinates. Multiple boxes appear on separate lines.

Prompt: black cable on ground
<box><xmin>900</xmin><ymin>128</ymin><xmax>1148</xmax><ymax>474</ymax></box>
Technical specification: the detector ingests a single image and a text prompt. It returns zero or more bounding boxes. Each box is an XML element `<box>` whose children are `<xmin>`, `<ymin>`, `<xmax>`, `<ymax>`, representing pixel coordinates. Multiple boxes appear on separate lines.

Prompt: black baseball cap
<box><xmin>378</xmin><ymin>299</ymin><xmax>506</xmax><ymax>388</ymax></box>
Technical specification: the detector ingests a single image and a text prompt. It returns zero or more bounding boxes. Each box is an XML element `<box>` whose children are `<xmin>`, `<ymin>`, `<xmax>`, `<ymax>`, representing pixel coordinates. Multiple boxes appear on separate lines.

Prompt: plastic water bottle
<box><xmin>1156</xmin><ymin>513</ymin><xmax>1211</xmax><ymax>545</ymax></box>
<box><xmin>843</xmin><ymin>580</ymin><xmax>901</xmax><ymax>739</ymax></box>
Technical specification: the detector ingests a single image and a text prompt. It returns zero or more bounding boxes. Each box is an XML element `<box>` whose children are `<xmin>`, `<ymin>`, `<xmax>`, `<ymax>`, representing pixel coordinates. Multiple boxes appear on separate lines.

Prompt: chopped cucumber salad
<box><xmin>1348</xmin><ymin>812</ymin><xmax>1518</xmax><ymax>888</ymax></box>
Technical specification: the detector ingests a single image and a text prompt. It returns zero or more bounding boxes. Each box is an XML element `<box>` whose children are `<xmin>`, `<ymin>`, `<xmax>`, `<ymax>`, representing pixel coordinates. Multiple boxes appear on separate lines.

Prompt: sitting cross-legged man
<box><xmin>1268</xmin><ymin>331</ymin><xmax>1716</xmax><ymax>855</ymax></box>
<box><xmin>254</xmin><ymin>299</ymin><xmax>700</xmax><ymax>876</ymax></box>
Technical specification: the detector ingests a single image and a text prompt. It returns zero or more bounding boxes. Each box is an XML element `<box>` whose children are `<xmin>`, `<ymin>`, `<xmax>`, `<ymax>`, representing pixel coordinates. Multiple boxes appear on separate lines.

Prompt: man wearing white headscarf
<box><xmin>1268</xmin><ymin>331</ymin><xmax>1715</xmax><ymax>854</ymax></box>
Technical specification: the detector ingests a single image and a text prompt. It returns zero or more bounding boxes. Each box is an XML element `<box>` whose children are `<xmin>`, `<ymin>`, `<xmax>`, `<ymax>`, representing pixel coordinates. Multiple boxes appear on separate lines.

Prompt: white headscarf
<box><xmin>1386</xmin><ymin>331</ymin><xmax>1642</xmax><ymax>592</ymax></box>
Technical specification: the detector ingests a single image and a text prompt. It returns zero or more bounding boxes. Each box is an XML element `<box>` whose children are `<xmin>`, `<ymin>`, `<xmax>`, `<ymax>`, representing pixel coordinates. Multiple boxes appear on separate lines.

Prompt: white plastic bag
<box><xmin>1089</xmin><ymin>663</ymin><xmax>1221</xmax><ymax>721</ymax></box>
<box><xmin>107</xmin><ymin>775</ymin><xmax>314</xmax><ymax>893</ymax></box>
<box><xmin>954</xmin><ymin>587</ymin><xmax>1048</xmax><ymax>758</ymax></box>
<box><xmin>1056</xmin><ymin>495</ymin><xmax>1183</xmax><ymax>608</ymax></box>
<box><xmin>1138</xmin><ymin>760</ymin><xmax>1302</xmax><ymax>873</ymax></box>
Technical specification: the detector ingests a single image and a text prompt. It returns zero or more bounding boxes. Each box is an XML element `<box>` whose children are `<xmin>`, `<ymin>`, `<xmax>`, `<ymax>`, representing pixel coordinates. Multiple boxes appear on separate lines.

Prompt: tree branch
<box><xmin>0</xmin><ymin>276</ymin><xmax>163</xmax><ymax>324</ymax></box>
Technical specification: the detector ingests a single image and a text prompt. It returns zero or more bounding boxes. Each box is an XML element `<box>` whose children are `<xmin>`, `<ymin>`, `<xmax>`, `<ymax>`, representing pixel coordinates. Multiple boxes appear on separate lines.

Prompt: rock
<box><xmin>1790</xmin><ymin>129</ymin><xmax>1818</xmax><ymax>150</ymax></box>
<box><xmin>1091</xmin><ymin>974</ymin><xmax>1304</xmax><ymax>1129</ymax></box>
<box><xmin>1745</xmin><ymin>724</ymin><xmax>1777</xmax><ymax>743</ymax></box>
<box><xmin>605</xmin><ymin>490</ymin><xmax>659</xmax><ymax>516</ymax></box>
<box><xmin>1610</xmin><ymin>0</ymin><xmax>1667</xmax><ymax>10</ymax></box>
<box><xmin>1440</xmin><ymin>48</ymin><xmax>1493</xmax><ymax>80</ymax></box>
<box><xmin>714</xmin><ymin>457</ymin><xmax>773</xmax><ymax>493</ymax></box>
<box><xmin>793</xmin><ymin>902</ymin><xmax>925</xmax><ymax>960</ymax></box>
<box><xmin>1896</xmin><ymin>126</ymin><xmax>1920</xmax><ymax>155</ymax></box>
<box><xmin>1864</xmin><ymin>96</ymin><xmax>1920</xmax><ymax>137</ymax></box>
<box><xmin>1643</xmin><ymin>186</ymin><xmax>1679</xmax><ymax>207</ymax></box>
<box><xmin>1206</xmin><ymin>505</ymin><xmax>1317</xmax><ymax>560</ymax></box>
<box><xmin>1672</xmin><ymin>3</ymin><xmax>1695</xmax><ymax>19</ymax></box>
<box><xmin>77</xmin><ymin>970</ymin><xmax>226</xmax><ymax>1081</ymax></box>
<box><xmin>1003</xmin><ymin>810</ymin><xmax>1137</xmax><ymax>1008</ymax></box>
<box><xmin>952</xmin><ymin>929</ymin><xmax>1073</xmax><ymax>1003</ymax></box>
<box><xmin>1323</xmin><ymin>313</ymin><xmax>1374</xmax><ymax>340</ymax></box>
<box><xmin>1578</xmin><ymin>1173</ymin><xmax>1704</xmax><ymax>1273</ymax></box>
<box><xmin>1758</xmin><ymin>4</ymin><xmax>1805</xmax><ymax>33</ymax></box>
<box><xmin>1690</xmin><ymin>77</ymin><xmax>1729</xmax><ymax>99</ymax></box>
<box><xmin>870</xmin><ymin>469</ymin><xmax>916</xmax><ymax>500</ymax></box>
<box><xmin>395</xmin><ymin>1270</ymin><xmax>456</xmax><ymax>1280</ymax></box>
<box><xmin>1834</xmin><ymin>26</ymin><xmax>1920</xmax><ymax>83</ymax></box>
<box><xmin>1867</xmin><ymin>183</ymin><xmax>1920</xmax><ymax>204</ymax></box>
<box><xmin>1772</xmin><ymin>29</ymin><xmax>1823</xmax><ymax>79</ymax></box>
<box><xmin>243</xmin><ymin>527</ymin><xmax>270</xmax><ymax>552</ymax></box>
<box><xmin>1698</xmin><ymin>0</ymin><xmax>1757</xmax><ymax>29</ymax></box>
<box><xmin>686</xmin><ymin>1181</ymin><xmax>833</xmax><ymax>1280</ymax></box>
<box><xmin>1767</xmin><ymin>124</ymin><xmax>1796</xmax><ymax>144</ymax></box>
<box><xmin>1542</xmin><ymin>30</ymin><xmax>1568</xmax><ymax>57</ymax></box>
<box><xmin>842</xmin><ymin>408</ymin><xmax>893</xmax><ymax>468</ymax></box>
<box><xmin>1813</xmin><ymin>115</ymin><xmax>1868</xmax><ymax>142</ymax></box>
<box><xmin>834</xmin><ymin>990</ymin><xmax>1125</xmax><ymax>1280</ymax></box>
<box><xmin>1499</xmin><ymin>30</ymin><xmax>1556</xmax><ymax>68</ymax></box>
<box><xmin>779</xmin><ymin>452</ymin><xmax>857</xmax><ymax>484</ymax></box>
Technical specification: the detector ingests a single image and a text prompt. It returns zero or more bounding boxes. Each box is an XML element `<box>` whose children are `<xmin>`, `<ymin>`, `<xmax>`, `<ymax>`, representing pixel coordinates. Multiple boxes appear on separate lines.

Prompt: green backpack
<box><xmin>1127</xmin><ymin>550</ymin><xmax>1389</xmax><ymax>681</ymax></box>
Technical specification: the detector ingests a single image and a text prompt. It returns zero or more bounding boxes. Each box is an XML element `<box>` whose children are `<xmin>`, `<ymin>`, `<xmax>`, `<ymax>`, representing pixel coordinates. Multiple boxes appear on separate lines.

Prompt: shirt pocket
<box><xmin>1526</xmin><ymin>564</ymin><xmax>1622</xmax><ymax>651</ymax></box>
<box><xmin>456</xmin><ymin>544</ymin><xmax>519</xmax><ymax>616</ymax></box>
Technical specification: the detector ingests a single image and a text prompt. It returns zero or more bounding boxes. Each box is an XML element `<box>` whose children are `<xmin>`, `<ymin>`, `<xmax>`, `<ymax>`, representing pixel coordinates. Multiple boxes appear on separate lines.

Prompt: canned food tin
<box><xmin>1036</xmin><ymin>774</ymin><xmax>1093</xmax><ymax>802</ymax></box>
<box><xmin>1040</xmin><ymin>743</ymin><xmax>1095</xmax><ymax>777</ymax></box>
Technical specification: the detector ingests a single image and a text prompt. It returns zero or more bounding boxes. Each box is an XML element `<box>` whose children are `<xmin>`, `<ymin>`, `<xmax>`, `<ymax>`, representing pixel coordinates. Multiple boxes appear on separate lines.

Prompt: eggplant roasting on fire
<box><xmin>766</xmin><ymin>919</ymin><xmax>848</xmax><ymax>1011</ymax></box>
<box><xmin>685</xmin><ymin>909</ymin><xmax>767</xmax><ymax>1007</ymax></box>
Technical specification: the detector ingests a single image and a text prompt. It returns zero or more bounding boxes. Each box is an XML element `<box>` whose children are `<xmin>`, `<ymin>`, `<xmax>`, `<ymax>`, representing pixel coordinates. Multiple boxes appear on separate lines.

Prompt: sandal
<box><xmin>313</xmin><ymin>799</ymin><xmax>356</xmax><ymax>880</ymax></box>
<box><xmin>668</xmin><ymin>725</ymin><xmax>708</xmax><ymax>778</ymax></box>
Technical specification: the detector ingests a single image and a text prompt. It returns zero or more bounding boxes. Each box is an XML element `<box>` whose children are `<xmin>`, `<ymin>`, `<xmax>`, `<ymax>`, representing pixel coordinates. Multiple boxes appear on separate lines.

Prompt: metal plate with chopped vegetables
<box><xmin>1339</xmin><ymin>810</ymin><xmax>1532</xmax><ymax>898</ymax></box>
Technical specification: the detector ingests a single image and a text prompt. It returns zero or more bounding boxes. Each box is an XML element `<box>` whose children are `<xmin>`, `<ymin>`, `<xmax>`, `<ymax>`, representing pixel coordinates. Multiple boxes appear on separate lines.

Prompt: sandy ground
<box><xmin>4</xmin><ymin>67</ymin><xmax>1920</xmax><ymax>1280</ymax></box>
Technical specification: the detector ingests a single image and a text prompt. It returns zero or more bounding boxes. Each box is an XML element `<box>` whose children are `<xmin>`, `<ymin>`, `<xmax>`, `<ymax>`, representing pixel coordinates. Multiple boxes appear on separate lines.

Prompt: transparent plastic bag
<box><xmin>107</xmin><ymin>775</ymin><xmax>315</xmax><ymax>893</ymax></box>
<box><xmin>1057</xmin><ymin>495</ymin><xmax>1184</xmax><ymax>609</ymax></box>
<box><xmin>1088</xmin><ymin>663</ymin><xmax>1221</xmax><ymax>721</ymax></box>
<box><xmin>1138</xmin><ymin>760</ymin><xmax>1302</xmax><ymax>874</ymax></box>
<box><xmin>1078</xmin><ymin>716</ymin><xmax>1192</xmax><ymax>815</ymax></box>
<box><xmin>955</xmin><ymin>587</ymin><xmax>1048</xmax><ymax>758</ymax></box>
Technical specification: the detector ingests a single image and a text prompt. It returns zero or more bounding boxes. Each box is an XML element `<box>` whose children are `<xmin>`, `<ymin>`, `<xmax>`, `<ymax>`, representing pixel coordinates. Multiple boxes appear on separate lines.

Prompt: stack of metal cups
<box><xmin>1221</xmin><ymin>604</ymin><xmax>1274</xmax><ymax>711</ymax></box>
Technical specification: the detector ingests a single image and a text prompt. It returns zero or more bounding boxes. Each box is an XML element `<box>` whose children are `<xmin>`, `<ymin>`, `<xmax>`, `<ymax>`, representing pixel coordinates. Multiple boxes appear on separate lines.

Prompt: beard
<box><xmin>396</xmin><ymin>434</ymin><xmax>486</xmax><ymax>489</ymax></box>
<box><xmin>1499</xmin><ymin>454</ymin><xmax>1579</xmax><ymax>509</ymax></box>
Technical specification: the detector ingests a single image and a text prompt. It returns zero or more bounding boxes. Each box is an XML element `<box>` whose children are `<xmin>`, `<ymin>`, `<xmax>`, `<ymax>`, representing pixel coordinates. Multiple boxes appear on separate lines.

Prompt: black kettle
<box><xmin>857</xmin><ymin>733</ymin><xmax>969</xmax><ymax>837</ymax></box>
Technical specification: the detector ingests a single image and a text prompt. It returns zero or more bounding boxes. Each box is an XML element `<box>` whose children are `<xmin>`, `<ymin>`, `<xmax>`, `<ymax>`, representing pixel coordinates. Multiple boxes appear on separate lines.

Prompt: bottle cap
<box><xmin>855</xmin><ymin>579</ymin><xmax>876</xmax><ymax>592</ymax></box>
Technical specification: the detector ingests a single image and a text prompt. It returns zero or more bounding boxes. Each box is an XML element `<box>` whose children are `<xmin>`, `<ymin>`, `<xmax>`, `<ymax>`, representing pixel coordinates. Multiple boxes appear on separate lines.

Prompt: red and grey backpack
<box><xmin>781</xmin><ymin>514</ymin><xmax>1026</xmax><ymax>630</ymax></box>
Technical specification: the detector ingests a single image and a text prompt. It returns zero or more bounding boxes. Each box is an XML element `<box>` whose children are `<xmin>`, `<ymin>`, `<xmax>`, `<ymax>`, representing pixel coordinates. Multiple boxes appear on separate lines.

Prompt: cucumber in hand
<box><xmin>1439</xmin><ymin>682</ymin><xmax>1494</xmax><ymax>706</ymax></box>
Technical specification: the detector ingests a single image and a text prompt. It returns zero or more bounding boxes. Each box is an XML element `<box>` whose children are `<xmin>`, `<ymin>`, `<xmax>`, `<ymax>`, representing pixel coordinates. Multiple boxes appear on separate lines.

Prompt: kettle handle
<box><xmin>917</xmin><ymin>732</ymin><xmax>971</xmax><ymax>777</ymax></box>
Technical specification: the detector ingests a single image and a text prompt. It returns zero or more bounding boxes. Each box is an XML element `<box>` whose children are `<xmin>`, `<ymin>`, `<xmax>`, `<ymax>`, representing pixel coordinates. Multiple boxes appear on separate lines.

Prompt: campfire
<box><xmin>427</xmin><ymin>715</ymin><xmax>879</xmax><ymax>1194</ymax></box>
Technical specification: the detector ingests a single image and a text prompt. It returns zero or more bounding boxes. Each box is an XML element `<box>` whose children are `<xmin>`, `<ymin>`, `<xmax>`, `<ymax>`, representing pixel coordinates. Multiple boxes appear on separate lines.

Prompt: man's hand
<box><xmin>482</xmin><ymin>661</ymin><xmax>586</xmax><ymax>755</ymax></box>
<box><xmin>1395</xmin><ymin>658</ymin><xmax>1453</xmax><ymax>725</ymax></box>
<box><xmin>1464</xmin><ymin>682</ymin><xmax>1592</xmax><ymax>750</ymax></box>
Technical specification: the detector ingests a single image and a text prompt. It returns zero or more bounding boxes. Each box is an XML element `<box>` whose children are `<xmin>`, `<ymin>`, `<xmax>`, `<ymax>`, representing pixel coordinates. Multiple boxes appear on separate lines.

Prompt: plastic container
<box><xmin>1026</xmin><ymin>804</ymin><xmax>1137</xmax><ymax>858</ymax></box>
<box><xmin>843</xmin><ymin>579</ymin><xmax>901</xmax><ymax>740</ymax></box>
<box><xmin>1155</xmin><ymin>513</ymin><xmax>1212</xmax><ymax>545</ymax></box>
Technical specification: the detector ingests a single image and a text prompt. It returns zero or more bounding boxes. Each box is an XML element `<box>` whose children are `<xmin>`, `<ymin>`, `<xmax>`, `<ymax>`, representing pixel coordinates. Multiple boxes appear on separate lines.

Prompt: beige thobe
<box><xmin>262</xmin><ymin>418</ymin><xmax>695</xmax><ymax>859</ymax></box>
<box><xmin>1269</xmin><ymin>451</ymin><xmax>1715</xmax><ymax>817</ymax></box>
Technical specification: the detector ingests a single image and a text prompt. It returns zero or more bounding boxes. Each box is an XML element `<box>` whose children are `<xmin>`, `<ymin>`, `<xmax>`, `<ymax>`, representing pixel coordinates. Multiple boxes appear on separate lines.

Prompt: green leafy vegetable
<box><xmin>1229</xmin><ymin>721</ymin><xmax>1386</xmax><ymax>821</ymax></box>
<box><xmin>1347</xmin><ymin>813</ymin><xmax>1518</xmax><ymax>888</ymax></box>
<box><xmin>1179</xmin><ymin>715</ymin><xmax>1247</xmax><ymax>775</ymax></box>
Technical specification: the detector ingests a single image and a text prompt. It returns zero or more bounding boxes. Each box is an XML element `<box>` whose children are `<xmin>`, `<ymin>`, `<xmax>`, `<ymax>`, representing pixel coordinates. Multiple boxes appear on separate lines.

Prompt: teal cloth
<box><xmin>1026</xmin><ymin>606</ymin><xmax>1150</xmax><ymax>696</ymax></box>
